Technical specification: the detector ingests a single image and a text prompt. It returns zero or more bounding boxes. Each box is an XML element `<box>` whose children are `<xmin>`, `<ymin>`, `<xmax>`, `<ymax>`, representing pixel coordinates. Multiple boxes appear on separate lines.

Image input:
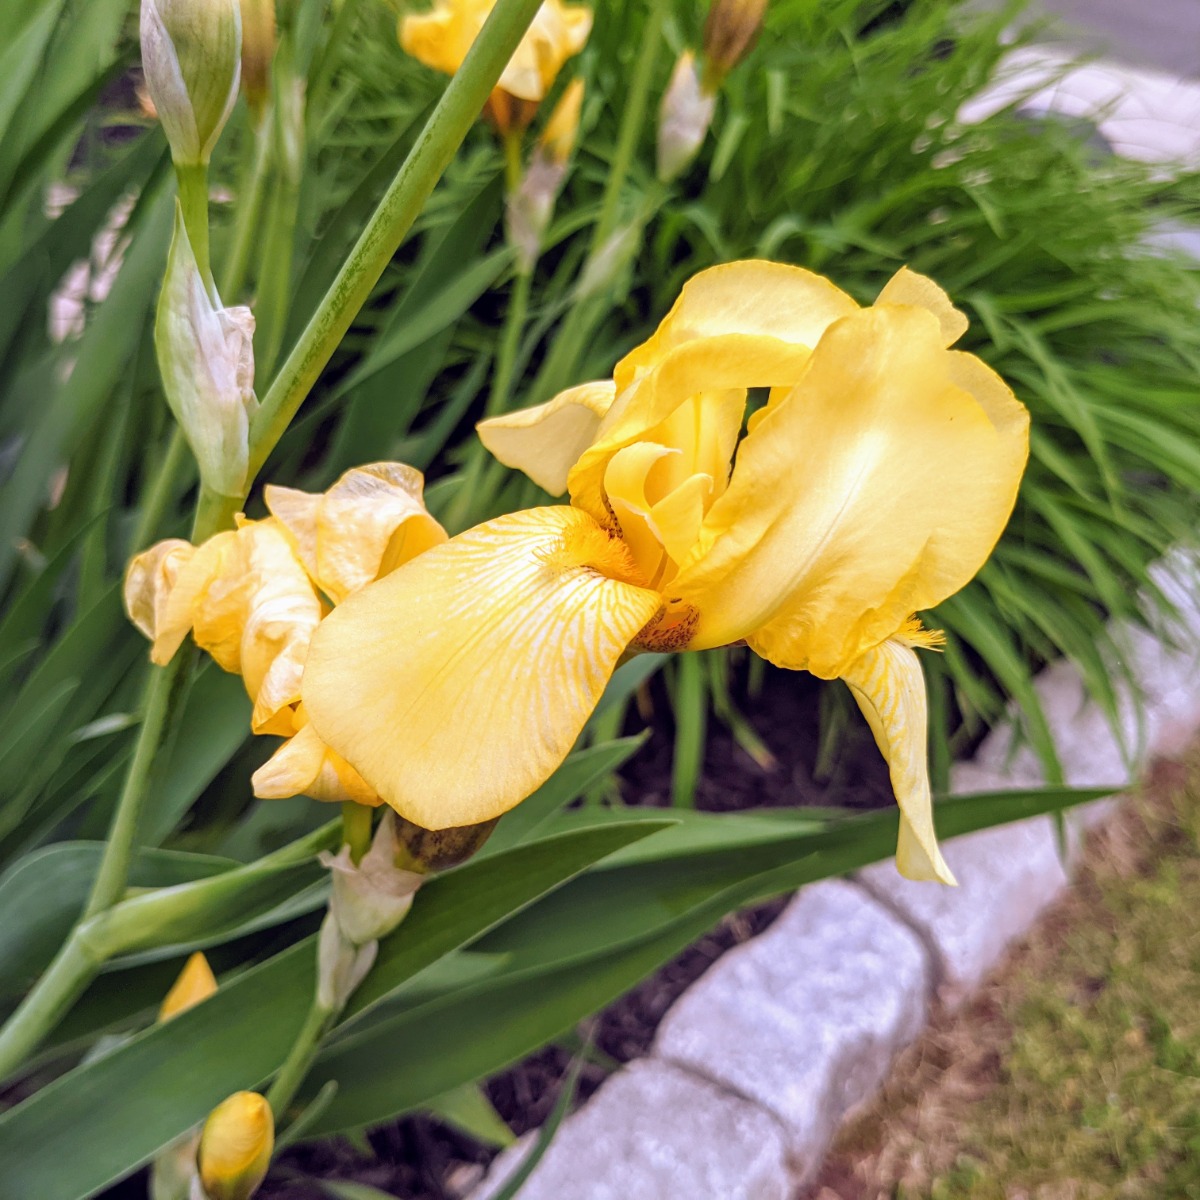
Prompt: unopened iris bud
<box><xmin>156</xmin><ymin>203</ymin><xmax>259</xmax><ymax>498</ymax></box>
<box><xmin>140</xmin><ymin>0</ymin><xmax>243</xmax><ymax>167</ymax></box>
<box><xmin>198</xmin><ymin>1092</ymin><xmax>274</xmax><ymax>1200</ymax></box>
<box><xmin>540</xmin><ymin>78</ymin><xmax>584</xmax><ymax>167</ymax></box>
<box><xmin>702</xmin><ymin>0</ymin><xmax>767</xmax><ymax>86</ymax></box>
<box><xmin>656</xmin><ymin>51</ymin><xmax>716</xmax><ymax>183</ymax></box>
<box><xmin>506</xmin><ymin>80</ymin><xmax>584</xmax><ymax>271</ymax></box>
<box><xmin>238</xmin><ymin>0</ymin><xmax>276</xmax><ymax>125</ymax></box>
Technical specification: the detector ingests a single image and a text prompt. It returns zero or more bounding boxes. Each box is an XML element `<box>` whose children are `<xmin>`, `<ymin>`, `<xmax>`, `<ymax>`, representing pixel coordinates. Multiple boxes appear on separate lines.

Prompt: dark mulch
<box><xmin>256</xmin><ymin>664</ymin><xmax>897</xmax><ymax>1199</ymax></box>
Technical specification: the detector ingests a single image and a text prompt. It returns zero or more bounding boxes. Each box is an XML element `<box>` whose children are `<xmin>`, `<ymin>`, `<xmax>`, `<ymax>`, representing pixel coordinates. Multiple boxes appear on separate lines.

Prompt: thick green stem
<box><xmin>245</xmin><ymin>0</ymin><xmax>546</xmax><ymax>484</ymax></box>
<box><xmin>265</xmin><ymin>998</ymin><xmax>335</xmax><ymax>1122</ymax></box>
<box><xmin>341</xmin><ymin>801</ymin><xmax>374</xmax><ymax>865</ymax></box>
<box><xmin>0</xmin><ymin>927</ymin><xmax>100</xmax><ymax>1081</ymax></box>
<box><xmin>221</xmin><ymin>120</ymin><xmax>275</xmax><ymax>303</ymax></box>
<box><xmin>131</xmin><ymin>428</ymin><xmax>190</xmax><ymax>552</ymax></box>
<box><xmin>533</xmin><ymin>0</ymin><xmax>670</xmax><ymax>401</ymax></box>
<box><xmin>175</xmin><ymin>163</ymin><xmax>213</xmax><ymax>298</ymax></box>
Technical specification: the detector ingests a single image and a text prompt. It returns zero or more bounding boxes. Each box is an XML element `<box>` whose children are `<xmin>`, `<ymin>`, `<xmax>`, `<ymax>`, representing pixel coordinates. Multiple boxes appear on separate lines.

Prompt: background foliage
<box><xmin>0</xmin><ymin>0</ymin><xmax>1196</xmax><ymax>1193</ymax></box>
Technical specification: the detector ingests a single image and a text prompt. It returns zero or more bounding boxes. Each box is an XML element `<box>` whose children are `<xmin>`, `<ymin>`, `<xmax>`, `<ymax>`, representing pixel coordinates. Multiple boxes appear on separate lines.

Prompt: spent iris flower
<box><xmin>124</xmin><ymin>464</ymin><xmax>445</xmax><ymax>805</ymax></box>
<box><xmin>400</xmin><ymin>0</ymin><xmax>591</xmax><ymax>132</ymax></box>
<box><xmin>302</xmin><ymin>263</ymin><xmax>1029</xmax><ymax>882</ymax></box>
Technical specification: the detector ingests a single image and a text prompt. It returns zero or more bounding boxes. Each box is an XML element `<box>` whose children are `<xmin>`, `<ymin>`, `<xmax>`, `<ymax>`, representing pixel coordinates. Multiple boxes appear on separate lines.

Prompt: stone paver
<box><xmin>859</xmin><ymin>770</ymin><xmax>1069</xmax><ymax>1005</ymax></box>
<box><xmin>653</xmin><ymin>881</ymin><xmax>929</xmax><ymax>1183</ymax></box>
<box><xmin>472</xmin><ymin>1059</ymin><xmax>792</xmax><ymax>1200</ymax></box>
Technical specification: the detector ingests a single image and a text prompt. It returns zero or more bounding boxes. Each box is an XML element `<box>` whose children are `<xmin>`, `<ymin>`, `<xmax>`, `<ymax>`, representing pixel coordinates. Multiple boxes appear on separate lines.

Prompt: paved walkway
<box><xmin>1009</xmin><ymin>0</ymin><xmax>1200</xmax><ymax>78</ymax></box>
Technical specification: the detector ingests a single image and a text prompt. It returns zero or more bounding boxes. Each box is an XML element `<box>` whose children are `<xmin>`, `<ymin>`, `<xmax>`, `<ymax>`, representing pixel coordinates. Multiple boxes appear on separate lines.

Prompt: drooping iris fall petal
<box><xmin>841</xmin><ymin>633</ymin><xmax>956</xmax><ymax>884</ymax></box>
<box><xmin>302</xmin><ymin>507</ymin><xmax>662</xmax><ymax>829</ymax></box>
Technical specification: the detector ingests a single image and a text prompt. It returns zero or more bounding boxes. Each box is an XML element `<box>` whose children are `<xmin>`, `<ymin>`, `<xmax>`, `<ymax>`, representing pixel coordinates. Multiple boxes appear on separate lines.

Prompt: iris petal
<box><xmin>841</xmin><ymin>637</ymin><xmax>956</xmax><ymax>884</ymax></box>
<box><xmin>302</xmin><ymin>507</ymin><xmax>662</xmax><ymax>829</ymax></box>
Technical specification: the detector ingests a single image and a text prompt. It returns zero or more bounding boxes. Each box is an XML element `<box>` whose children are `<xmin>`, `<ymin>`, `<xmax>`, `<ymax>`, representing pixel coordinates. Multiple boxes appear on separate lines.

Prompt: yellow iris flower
<box><xmin>302</xmin><ymin>263</ymin><xmax>1029</xmax><ymax>883</ymax></box>
<box><xmin>124</xmin><ymin>464</ymin><xmax>446</xmax><ymax>806</ymax></box>
<box><xmin>400</xmin><ymin>0</ymin><xmax>591</xmax><ymax>131</ymax></box>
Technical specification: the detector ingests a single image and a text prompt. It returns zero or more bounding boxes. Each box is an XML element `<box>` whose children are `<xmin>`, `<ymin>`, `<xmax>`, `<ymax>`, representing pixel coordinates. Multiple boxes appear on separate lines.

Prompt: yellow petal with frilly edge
<box><xmin>302</xmin><ymin>507</ymin><xmax>662</xmax><ymax>829</ymax></box>
<box><xmin>266</xmin><ymin>462</ymin><xmax>446</xmax><ymax>605</ymax></box>
<box><xmin>840</xmin><ymin>636</ymin><xmax>956</xmax><ymax>884</ymax></box>
<box><xmin>672</xmin><ymin>304</ymin><xmax>1028</xmax><ymax>674</ymax></box>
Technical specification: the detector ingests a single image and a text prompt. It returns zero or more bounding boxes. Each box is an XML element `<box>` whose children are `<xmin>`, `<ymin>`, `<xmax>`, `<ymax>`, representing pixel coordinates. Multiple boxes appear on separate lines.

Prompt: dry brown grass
<box><xmin>805</xmin><ymin>756</ymin><xmax>1200</xmax><ymax>1200</ymax></box>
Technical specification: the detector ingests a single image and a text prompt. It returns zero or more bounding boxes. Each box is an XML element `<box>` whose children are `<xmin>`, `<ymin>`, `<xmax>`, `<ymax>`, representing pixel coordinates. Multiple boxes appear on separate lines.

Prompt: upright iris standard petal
<box><xmin>566</xmin><ymin>262</ymin><xmax>859</xmax><ymax>523</ymax></box>
<box><xmin>302</xmin><ymin>508</ymin><xmax>662</xmax><ymax>829</ymax></box>
<box><xmin>841</xmin><ymin>636</ymin><xmax>955</xmax><ymax>884</ymax></box>
<box><xmin>672</xmin><ymin>304</ymin><xmax>1029</xmax><ymax>675</ymax></box>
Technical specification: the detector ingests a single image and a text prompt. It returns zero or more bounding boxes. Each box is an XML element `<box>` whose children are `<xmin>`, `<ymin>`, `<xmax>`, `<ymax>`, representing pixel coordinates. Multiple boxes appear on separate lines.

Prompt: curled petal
<box><xmin>841</xmin><ymin>637</ymin><xmax>955</xmax><ymax>884</ymax></box>
<box><xmin>674</xmin><ymin>305</ymin><xmax>1029</xmax><ymax>673</ymax></box>
<box><xmin>478</xmin><ymin>380</ymin><xmax>616</xmax><ymax>495</ymax></box>
<box><xmin>266</xmin><ymin>462</ymin><xmax>446</xmax><ymax>605</ymax></box>
<box><xmin>123</xmin><ymin>538</ymin><xmax>197</xmax><ymax>662</ymax></box>
<box><xmin>302</xmin><ymin>507</ymin><xmax>662</xmax><ymax>829</ymax></box>
<box><xmin>876</xmin><ymin>265</ymin><xmax>968</xmax><ymax>347</ymax></box>
<box><xmin>144</xmin><ymin>519</ymin><xmax>324</xmax><ymax>734</ymax></box>
<box><xmin>252</xmin><ymin>720</ymin><xmax>381</xmax><ymax>806</ymax></box>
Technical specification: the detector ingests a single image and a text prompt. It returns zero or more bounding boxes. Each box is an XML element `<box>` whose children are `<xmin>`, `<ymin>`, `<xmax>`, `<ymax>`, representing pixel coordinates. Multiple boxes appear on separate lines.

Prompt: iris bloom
<box><xmin>303</xmin><ymin>263</ymin><xmax>1028</xmax><ymax>882</ymax></box>
<box><xmin>400</xmin><ymin>0</ymin><xmax>591</xmax><ymax>132</ymax></box>
<box><xmin>124</xmin><ymin>463</ymin><xmax>445</xmax><ymax>805</ymax></box>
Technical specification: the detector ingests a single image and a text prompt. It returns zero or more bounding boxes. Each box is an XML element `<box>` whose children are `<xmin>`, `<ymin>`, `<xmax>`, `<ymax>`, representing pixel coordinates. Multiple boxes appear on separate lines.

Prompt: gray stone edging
<box><xmin>468</xmin><ymin>46</ymin><xmax>1200</xmax><ymax>1197</ymax></box>
<box><xmin>470</xmin><ymin>546</ymin><xmax>1200</xmax><ymax>1200</ymax></box>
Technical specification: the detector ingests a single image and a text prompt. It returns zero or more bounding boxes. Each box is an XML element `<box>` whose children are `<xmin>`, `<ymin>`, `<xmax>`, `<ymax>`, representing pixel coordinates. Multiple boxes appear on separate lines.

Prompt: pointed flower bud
<box><xmin>159</xmin><ymin>952</ymin><xmax>218</xmax><ymax>1022</ymax></box>
<box><xmin>198</xmin><ymin>1092</ymin><xmax>274</xmax><ymax>1200</ymax></box>
<box><xmin>702</xmin><ymin>0</ymin><xmax>766</xmax><ymax>86</ymax></box>
<box><xmin>505</xmin><ymin>81</ymin><xmax>584</xmax><ymax>272</ymax></box>
<box><xmin>156</xmin><ymin>203</ymin><xmax>259</xmax><ymax>498</ymax></box>
<box><xmin>540</xmin><ymin>78</ymin><xmax>584</xmax><ymax>167</ymax></box>
<box><xmin>238</xmin><ymin>0</ymin><xmax>276</xmax><ymax>124</ymax></box>
<box><xmin>656</xmin><ymin>51</ymin><xmax>716</xmax><ymax>183</ymax></box>
<box><xmin>140</xmin><ymin>0</ymin><xmax>243</xmax><ymax>167</ymax></box>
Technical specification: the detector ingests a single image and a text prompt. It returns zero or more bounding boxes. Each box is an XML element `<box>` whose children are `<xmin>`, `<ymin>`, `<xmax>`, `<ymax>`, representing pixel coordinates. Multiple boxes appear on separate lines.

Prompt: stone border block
<box><xmin>653</xmin><ymin>880</ymin><xmax>930</xmax><ymax>1182</ymax></box>
<box><xmin>858</xmin><ymin>799</ymin><xmax>1068</xmax><ymax>1004</ymax></box>
<box><xmin>472</xmin><ymin>1058</ymin><xmax>792</xmax><ymax>1200</ymax></box>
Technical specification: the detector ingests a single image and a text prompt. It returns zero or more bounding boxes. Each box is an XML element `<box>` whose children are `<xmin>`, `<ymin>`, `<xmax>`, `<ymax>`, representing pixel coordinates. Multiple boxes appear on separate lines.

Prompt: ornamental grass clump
<box><xmin>0</xmin><ymin>0</ymin><xmax>1190</xmax><ymax>1194</ymax></box>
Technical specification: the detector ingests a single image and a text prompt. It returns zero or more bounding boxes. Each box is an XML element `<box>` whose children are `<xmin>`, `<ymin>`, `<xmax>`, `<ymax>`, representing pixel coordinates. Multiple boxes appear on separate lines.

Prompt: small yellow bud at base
<box><xmin>198</xmin><ymin>1092</ymin><xmax>274</xmax><ymax>1200</ymax></box>
<box><xmin>158</xmin><ymin>952</ymin><xmax>218</xmax><ymax>1022</ymax></box>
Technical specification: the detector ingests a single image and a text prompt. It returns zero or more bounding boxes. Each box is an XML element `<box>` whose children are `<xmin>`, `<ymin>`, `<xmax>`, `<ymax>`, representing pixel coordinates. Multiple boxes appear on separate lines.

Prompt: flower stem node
<box><xmin>140</xmin><ymin>0</ymin><xmax>243</xmax><ymax>168</ymax></box>
<box><xmin>197</xmin><ymin>1091</ymin><xmax>274</xmax><ymax>1200</ymax></box>
<box><xmin>157</xmin><ymin>202</ymin><xmax>259</xmax><ymax>498</ymax></box>
<box><xmin>657</xmin><ymin>51</ymin><xmax>716</xmax><ymax>184</ymax></box>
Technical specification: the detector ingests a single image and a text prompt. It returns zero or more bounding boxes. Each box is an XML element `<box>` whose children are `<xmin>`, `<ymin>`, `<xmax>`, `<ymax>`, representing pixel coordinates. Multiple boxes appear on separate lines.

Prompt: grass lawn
<box><xmin>810</xmin><ymin>754</ymin><xmax>1200</xmax><ymax>1200</ymax></box>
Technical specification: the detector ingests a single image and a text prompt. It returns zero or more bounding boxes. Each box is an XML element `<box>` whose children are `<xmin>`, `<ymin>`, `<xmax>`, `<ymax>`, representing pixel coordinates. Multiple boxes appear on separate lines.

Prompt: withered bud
<box><xmin>703</xmin><ymin>0</ymin><xmax>767</xmax><ymax>85</ymax></box>
<box><xmin>239</xmin><ymin>0</ymin><xmax>276</xmax><ymax>123</ymax></box>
